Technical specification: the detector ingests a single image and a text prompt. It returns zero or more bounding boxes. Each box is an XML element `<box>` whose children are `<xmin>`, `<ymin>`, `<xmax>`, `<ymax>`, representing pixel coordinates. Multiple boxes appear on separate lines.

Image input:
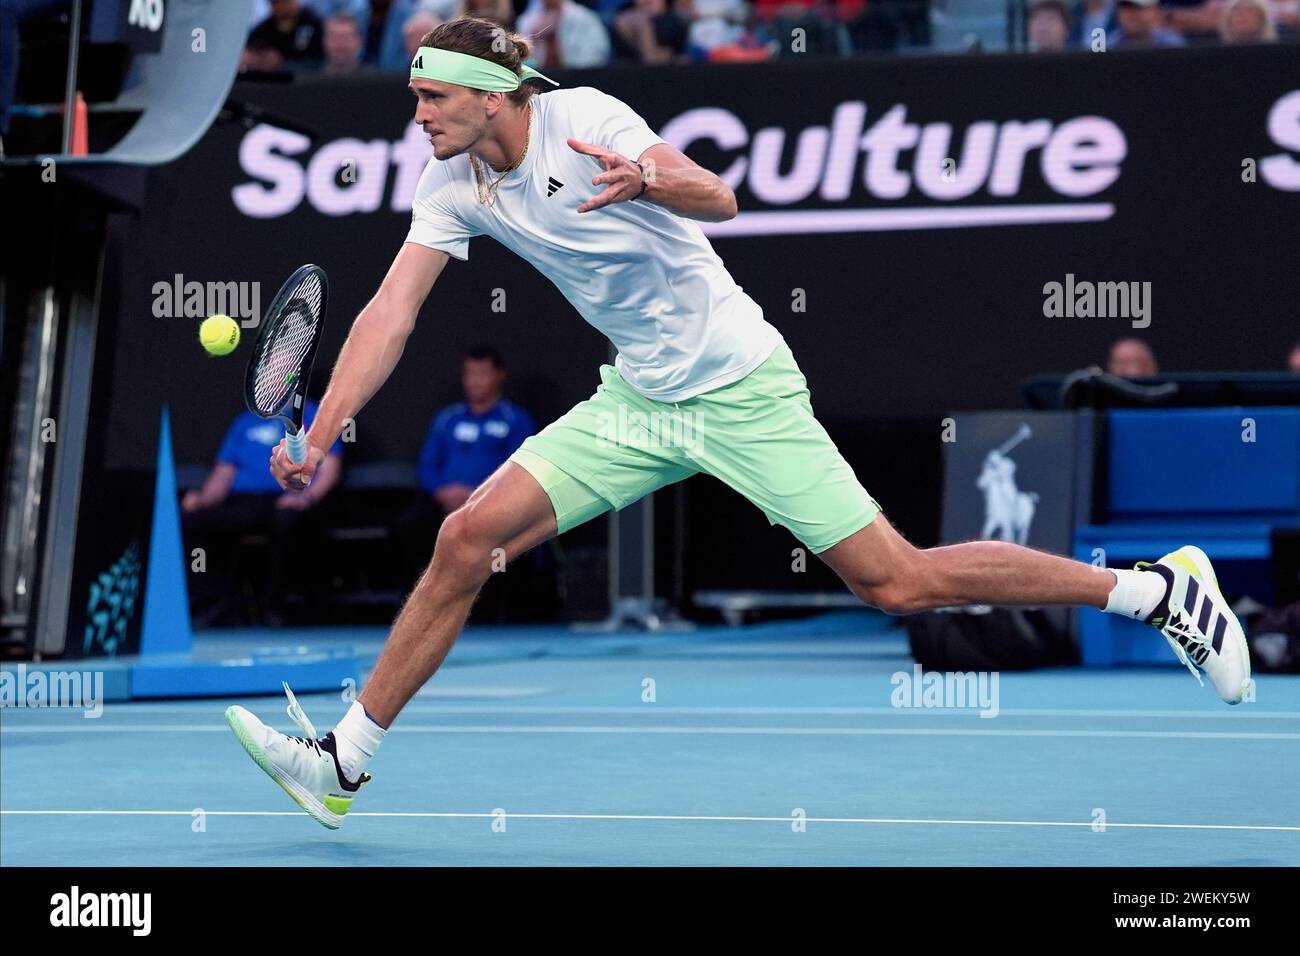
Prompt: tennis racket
<box><xmin>244</xmin><ymin>264</ymin><xmax>329</xmax><ymax>466</ymax></box>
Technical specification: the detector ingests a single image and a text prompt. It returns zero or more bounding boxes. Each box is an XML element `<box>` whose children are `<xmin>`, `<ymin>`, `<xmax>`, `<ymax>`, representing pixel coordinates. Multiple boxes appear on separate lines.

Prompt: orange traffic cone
<box><xmin>70</xmin><ymin>91</ymin><xmax>88</xmax><ymax>156</ymax></box>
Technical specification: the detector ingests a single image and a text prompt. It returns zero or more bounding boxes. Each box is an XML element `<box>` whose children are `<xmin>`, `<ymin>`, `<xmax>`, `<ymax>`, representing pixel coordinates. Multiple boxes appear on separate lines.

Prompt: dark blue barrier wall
<box><xmin>1108</xmin><ymin>409</ymin><xmax>1300</xmax><ymax>519</ymax></box>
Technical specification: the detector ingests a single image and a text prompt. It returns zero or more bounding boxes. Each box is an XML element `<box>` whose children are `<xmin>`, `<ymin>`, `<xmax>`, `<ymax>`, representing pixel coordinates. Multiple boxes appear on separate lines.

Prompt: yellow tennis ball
<box><xmin>199</xmin><ymin>315</ymin><xmax>240</xmax><ymax>356</ymax></box>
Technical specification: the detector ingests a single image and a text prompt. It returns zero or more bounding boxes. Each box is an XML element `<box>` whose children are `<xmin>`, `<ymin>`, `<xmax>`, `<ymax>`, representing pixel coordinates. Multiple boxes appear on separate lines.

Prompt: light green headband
<box><xmin>409</xmin><ymin>46</ymin><xmax>558</xmax><ymax>92</ymax></box>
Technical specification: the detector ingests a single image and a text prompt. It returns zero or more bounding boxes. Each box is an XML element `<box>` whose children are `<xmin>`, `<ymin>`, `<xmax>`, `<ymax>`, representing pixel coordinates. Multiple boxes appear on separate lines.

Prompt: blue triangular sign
<box><xmin>140</xmin><ymin>404</ymin><xmax>193</xmax><ymax>655</ymax></box>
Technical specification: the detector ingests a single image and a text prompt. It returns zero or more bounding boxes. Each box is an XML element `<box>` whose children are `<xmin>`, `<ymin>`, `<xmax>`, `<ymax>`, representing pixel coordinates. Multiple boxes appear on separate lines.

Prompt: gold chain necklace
<box><xmin>471</xmin><ymin>101</ymin><xmax>532</xmax><ymax>207</ymax></box>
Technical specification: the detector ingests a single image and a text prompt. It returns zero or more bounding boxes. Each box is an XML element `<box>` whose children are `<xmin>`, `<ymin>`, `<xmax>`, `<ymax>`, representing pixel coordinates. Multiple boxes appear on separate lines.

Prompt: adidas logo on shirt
<box><xmin>547</xmin><ymin>176</ymin><xmax>564</xmax><ymax>197</ymax></box>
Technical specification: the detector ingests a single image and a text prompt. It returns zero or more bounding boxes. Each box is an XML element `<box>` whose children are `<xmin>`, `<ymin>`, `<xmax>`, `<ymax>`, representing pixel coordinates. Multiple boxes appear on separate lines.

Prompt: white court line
<box><xmin>394</xmin><ymin>706</ymin><xmax>1300</xmax><ymax>720</ymax></box>
<box><xmin>46</xmin><ymin>703</ymin><xmax>1300</xmax><ymax>720</ymax></box>
<box><xmin>2</xmin><ymin>723</ymin><xmax>1298</xmax><ymax>740</ymax></box>
<box><xmin>1</xmin><ymin>809</ymin><xmax>1295</xmax><ymax>832</ymax></box>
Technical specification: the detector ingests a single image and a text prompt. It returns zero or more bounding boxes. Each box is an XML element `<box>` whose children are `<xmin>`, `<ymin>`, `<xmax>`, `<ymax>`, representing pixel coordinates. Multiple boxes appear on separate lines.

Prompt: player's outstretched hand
<box><xmin>270</xmin><ymin>439</ymin><xmax>325</xmax><ymax>492</ymax></box>
<box><xmin>567</xmin><ymin>138</ymin><xmax>646</xmax><ymax>213</ymax></box>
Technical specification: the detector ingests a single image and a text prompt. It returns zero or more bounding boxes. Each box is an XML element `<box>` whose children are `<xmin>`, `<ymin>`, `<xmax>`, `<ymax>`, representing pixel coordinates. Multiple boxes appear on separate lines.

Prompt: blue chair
<box><xmin>1073</xmin><ymin>407</ymin><xmax>1300</xmax><ymax>665</ymax></box>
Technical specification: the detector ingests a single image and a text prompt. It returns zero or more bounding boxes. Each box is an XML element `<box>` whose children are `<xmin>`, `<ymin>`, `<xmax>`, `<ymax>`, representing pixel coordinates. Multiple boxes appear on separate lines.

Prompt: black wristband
<box><xmin>633</xmin><ymin>161</ymin><xmax>648</xmax><ymax>199</ymax></box>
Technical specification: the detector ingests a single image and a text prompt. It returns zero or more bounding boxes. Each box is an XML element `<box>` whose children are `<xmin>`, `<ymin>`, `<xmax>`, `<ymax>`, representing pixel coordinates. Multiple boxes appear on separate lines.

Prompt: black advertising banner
<box><xmin>105</xmin><ymin>45</ymin><xmax>1300</xmax><ymax>477</ymax></box>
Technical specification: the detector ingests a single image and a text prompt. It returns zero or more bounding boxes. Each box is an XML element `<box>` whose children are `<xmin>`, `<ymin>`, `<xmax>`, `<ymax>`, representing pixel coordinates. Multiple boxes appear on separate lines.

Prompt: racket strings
<box><xmin>251</xmin><ymin>274</ymin><xmax>324</xmax><ymax>415</ymax></box>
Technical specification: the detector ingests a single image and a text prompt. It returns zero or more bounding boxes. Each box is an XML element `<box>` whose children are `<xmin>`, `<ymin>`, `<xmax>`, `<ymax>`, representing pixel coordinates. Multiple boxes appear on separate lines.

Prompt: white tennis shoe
<box><xmin>1138</xmin><ymin>546</ymin><xmax>1252</xmax><ymax>705</ymax></box>
<box><xmin>225</xmin><ymin>684</ymin><xmax>370</xmax><ymax>829</ymax></box>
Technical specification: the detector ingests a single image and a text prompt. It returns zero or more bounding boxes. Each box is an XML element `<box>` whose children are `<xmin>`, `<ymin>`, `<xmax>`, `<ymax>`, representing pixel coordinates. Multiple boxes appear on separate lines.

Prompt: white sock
<box><xmin>1103</xmin><ymin>568</ymin><xmax>1168</xmax><ymax>621</ymax></box>
<box><xmin>331</xmin><ymin>701</ymin><xmax>387</xmax><ymax>783</ymax></box>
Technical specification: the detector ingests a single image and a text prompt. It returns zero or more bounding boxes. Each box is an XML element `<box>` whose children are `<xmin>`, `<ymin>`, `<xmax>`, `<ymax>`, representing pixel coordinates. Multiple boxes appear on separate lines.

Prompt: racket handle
<box><xmin>286</xmin><ymin>426</ymin><xmax>309</xmax><ymax>465</ymax></box>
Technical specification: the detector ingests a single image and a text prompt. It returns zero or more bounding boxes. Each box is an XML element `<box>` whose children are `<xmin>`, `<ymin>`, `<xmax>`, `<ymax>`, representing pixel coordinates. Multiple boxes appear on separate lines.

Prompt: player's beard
<box><xmin>429</xmin><ymin>133</ymin><xmax>460</xmax><ymax>161</ymax></box>
<box><xmin>430</xmin><ymin>116</ymin><xmax>489</xmax><ymax>163</ymax></box>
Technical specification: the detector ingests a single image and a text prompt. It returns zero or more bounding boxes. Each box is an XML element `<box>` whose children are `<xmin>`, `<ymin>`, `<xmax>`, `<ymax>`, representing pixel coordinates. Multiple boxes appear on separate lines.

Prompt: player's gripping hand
<box><xmin>270</xmin><ymin>439</ymin><xmax>325</xmax><ymax>492</ymax></box>
<box><xmin>568</xmin><ymin>138</ymin><xmax>647</xmax><ymax>213</ymax></box>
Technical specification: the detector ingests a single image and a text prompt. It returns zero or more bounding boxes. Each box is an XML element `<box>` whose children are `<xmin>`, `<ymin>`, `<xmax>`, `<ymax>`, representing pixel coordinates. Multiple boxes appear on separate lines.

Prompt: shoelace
<box><xmin>1137</xmin><ymin>559</ymin><xmax>1211</xmax><ymax>688</ymax></box>
<box><xmin>281</xmin><ymin>683</ymin><xmax>367</xmax><ymax>791</ymax></box>
<box><xmin>282</xmin><ymin>682</ymin><xmax>324</xmax><ymax>751</ymax></box>
<box><xmin>1160</xmin><ymin>609</ymin><xmax>1209</xmax><ymax>687</ymax></box>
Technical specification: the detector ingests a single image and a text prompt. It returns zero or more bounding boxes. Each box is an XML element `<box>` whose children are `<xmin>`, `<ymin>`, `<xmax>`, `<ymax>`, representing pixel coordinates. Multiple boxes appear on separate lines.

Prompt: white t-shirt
<box><xmin>405</xmin><ymin>86</ymin><xmax>782</xmax><ymax>403</ymax></box>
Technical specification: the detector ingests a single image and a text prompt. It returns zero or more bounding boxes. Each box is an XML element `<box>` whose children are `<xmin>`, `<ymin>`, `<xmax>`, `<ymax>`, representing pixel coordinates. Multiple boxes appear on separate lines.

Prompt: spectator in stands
<box><xmin>826</xmin><ymin>0</ymin><xmax>905</xmax><ymax>53</ymax></box>
<box><xmin>1027</xmin><ymin>0</ymin><xmax>1072</xmax><ymax>47</ymax></box>
<box><xmin>392</xmin><ymin>346</ymin><xmax>536</xmax><ymax>591</ymax></box>
<box><xmin>753</xmin><ymin>0</ymin><xmax>838</xmax><ymax>55</ymax></box>
<box><xmin>1107</xmin><ymin>338</ymin><xmax>1159</xmax><ymax>377</ymax></box>
<box><xmin>1219</xmin><ymin>0</ymin><xmax>1278</xmax><ymax>40</ymax></box>
<box><xmin>698</xmin><ymin>1</ymin><xmax>779</xmax><ymax>61</ymax></box>
<box><xmin>614</xmin><ymin>0</ymin><xmax>691</xmax><ymax>63</ymax></box>
<box><xmin>460</xmin><ymin>0</ymin><xmax>516</xmax><ymax>26</ymax></box>
<box><xmin>404</xmin><ymin>9</ymin><xmax>445</xmax><ymax>57</ymax></box>
<box><xmin>306</xmin><ymin>0</ymin><xmax>413</xmax><ymax>67</ymax></box>
<box><xmin>1169</xmin><ymin>0</ymin><xmax>1300</xmax><ymax>39</ymax></box>
<box><xmin>323</xmin><ymin>13</ymin><xmax>368</xmax><ymax>72</ymax></box>
<box><xmin>182</xmin><ymin>400</ymin><xmax>343</xmax><ymax>626</ymax></box>
<box><xmin>518</xmin><ymin>0</ymin><xmax>614</xmax><ymax>66</ymax></box>
<box><xmin>297</xmin><ymin>0</ymin><xmax>453</xmax><ymax>71</ymax></box>
<box><xmin>430</xmin><ymin>0</ymin><xmax>466</xmax><ymax>17</ymax></box>
<box><xmin>1067</xmin><ymin>0</ymin><xmax>1118</xmax><ymax>46</ymax></box>
<box><xmin>680</xmin><ymin>0</ymin><xmax>753</xmax><ymax>59</ymax></box>
<box><xmin>1274</xmin><ymin>0</ymin><xmax>1300</xmax><ymax>35</ymax></box>
<box><xmin>1160</xmin><ymin>0</ymin><xmax>1244</xmax><ymax>40</ymax></box>
<box><xmin>1107</xmin><ymin>0</ymin><xmax>1186</xmax><ymax>46</ymax></box>
<box><xmin>244</xmin><ymin>0</ymin><xmax>327</xmax><ymax>71</ymax></box>
<box><xmin>1288</xmin><ymin>342</ymin><xmax>1300</xmax><ymax>373</ymax></box>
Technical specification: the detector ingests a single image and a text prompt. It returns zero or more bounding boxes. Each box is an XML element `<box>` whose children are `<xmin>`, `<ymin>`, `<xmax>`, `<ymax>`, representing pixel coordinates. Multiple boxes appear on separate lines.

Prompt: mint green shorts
<box><xmin>509</xmin><ymin>342</ymin><xmax>880</xmax><ymax>553</ymax></box>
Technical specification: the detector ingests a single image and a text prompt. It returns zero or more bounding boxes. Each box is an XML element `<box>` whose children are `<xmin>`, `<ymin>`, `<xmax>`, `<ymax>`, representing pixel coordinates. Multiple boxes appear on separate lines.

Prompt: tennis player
<box><xmin>225</xmin><ymin>17</ymin><xmax>1251</xmax><ymax>829</ymax></box>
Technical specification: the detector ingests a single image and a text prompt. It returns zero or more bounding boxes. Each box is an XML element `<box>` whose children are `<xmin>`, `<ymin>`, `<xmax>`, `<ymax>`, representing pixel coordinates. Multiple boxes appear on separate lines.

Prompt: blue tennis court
<box><xmin>3</xmin><ymin>612</ymin><xmax>1296</xmax><ymax>867</ymax></box>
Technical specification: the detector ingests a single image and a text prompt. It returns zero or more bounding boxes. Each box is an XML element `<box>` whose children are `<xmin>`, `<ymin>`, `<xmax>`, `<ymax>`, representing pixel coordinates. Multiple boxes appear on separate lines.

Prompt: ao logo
<box><xmin>976</xmin><ymin>425</ymin><xmax>1039</xmax><ymax>546</ymax></box>
<box><xmin>128</xmin><ymin>0</ymin><xmax>165</xmax><ymax>32</ymax></box>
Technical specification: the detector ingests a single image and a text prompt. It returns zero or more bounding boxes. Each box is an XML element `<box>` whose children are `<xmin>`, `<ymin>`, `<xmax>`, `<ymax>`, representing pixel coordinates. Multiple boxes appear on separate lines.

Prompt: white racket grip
<box><xmin>286</xmin><ymin>426</ymin><xmax>309</xmax><ymax>465</ymax></box>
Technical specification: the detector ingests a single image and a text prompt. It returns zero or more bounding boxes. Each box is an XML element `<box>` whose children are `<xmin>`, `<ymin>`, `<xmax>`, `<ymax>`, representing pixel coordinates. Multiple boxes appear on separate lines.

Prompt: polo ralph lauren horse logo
<box><xmin>977</xmin><ymin>424</ymin><xmax>1038</xmax><ymax>545</ymax></box>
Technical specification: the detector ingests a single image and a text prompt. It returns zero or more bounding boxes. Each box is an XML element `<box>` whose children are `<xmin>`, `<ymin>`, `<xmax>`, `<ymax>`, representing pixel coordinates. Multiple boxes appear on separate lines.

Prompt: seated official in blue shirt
<box><xmin>418</xmin><ymin>345</ymin><xmax>536</xmax><ymax>513</ymax></box>
<box><xmin>396</xmin><ymin>346</ymin><xmax>536</xmax><ymax>593</ymax></box>
<box><xmin>182</xmin><ymin>399</ymin><xmax>344</xmax><ymax>625</ymax></box>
